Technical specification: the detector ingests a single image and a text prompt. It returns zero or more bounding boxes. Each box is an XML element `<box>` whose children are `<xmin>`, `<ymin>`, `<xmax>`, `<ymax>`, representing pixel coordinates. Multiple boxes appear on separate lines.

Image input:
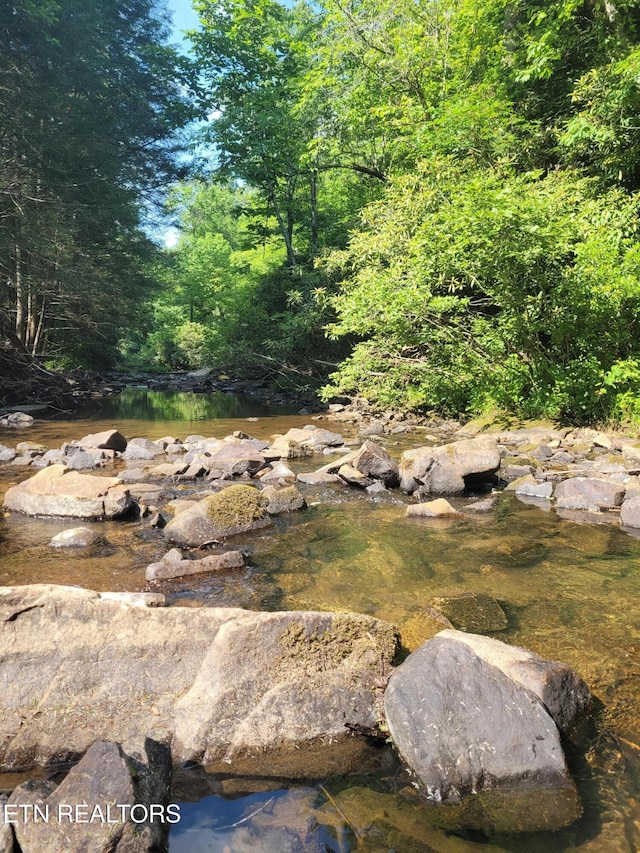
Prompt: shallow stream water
<box><xmin>1</xmin><ymin>389</ymin><xmax>639</xmax><ymax>852</ymax></box>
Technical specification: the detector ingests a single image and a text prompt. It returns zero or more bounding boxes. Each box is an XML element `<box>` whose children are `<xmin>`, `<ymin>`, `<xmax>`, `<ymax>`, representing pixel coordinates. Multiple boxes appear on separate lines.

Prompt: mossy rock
<box><xmin>164</xmin><ymin>484</ymin><xmax>271</xmax><ymax>546</ymax></box>
<box><xmin>205</xmin><ymin>484</ymin><xmax>269</xmax><ymax>525</ymax></box>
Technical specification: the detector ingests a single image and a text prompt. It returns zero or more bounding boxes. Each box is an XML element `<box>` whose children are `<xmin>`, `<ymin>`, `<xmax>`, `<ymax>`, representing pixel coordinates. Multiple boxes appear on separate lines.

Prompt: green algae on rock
<box><xmin>164</xmin><ymin>484</ymin><xmax>271</xmax><ymax>547</ymax></box>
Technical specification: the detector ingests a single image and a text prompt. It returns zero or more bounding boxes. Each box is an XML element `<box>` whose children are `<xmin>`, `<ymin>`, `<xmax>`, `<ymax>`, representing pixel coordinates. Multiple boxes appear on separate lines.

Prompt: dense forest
<box><xmin>3</xmin><ymin>0</ymin><xmax>640</xmax><ymax>423</ymax></box>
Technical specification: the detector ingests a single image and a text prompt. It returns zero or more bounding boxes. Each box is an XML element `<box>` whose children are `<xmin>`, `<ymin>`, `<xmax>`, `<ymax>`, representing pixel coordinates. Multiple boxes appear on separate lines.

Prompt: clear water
<box><xmin>1</xmin><ymin>389</ymin><xmax>639</xmax><ymax>852</ymax></box>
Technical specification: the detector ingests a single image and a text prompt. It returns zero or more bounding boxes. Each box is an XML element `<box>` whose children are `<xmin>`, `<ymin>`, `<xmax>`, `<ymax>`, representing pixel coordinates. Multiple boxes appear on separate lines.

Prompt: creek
<box><xmin>1</xmin><ymin>388</ymin><xmax>639</xmax><ymax>852</ymax></box>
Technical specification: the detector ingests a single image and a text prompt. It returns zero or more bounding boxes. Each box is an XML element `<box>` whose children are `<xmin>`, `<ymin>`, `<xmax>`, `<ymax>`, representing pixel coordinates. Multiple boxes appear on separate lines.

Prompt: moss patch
<box><xmin>204</xmin><ymin>485</ymin><xmax>268</xmax><ymax>528</ymax></box>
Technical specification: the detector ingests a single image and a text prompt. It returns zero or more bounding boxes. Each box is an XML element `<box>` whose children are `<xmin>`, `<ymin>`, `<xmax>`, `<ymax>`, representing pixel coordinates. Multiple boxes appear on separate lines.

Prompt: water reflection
<box><xmin>78</xmin><ymin>388</ymin><xmax>293</xmax><ymax>423</ymax></box>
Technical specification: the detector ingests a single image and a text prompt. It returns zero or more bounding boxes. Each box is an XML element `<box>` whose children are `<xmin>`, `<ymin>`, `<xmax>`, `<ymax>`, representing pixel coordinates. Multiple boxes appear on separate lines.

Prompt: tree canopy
<box><xmin>5</xmin><ymin>0</ymin><xmax>640</xmax><ymax>423</ymax></box>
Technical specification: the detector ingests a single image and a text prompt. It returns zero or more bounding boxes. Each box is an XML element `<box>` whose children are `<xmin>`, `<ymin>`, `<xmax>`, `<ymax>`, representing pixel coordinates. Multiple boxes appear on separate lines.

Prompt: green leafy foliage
<box><xmin>322</xmin><ymin>162</ymin><xmax>640</xmax><ymax>421</ymax></box>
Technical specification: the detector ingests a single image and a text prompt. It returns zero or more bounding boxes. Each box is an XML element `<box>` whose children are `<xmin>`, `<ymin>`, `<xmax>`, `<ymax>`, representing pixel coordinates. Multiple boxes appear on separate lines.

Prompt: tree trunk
<box><xmin>266</xmin><ymin>178</ymin><xmax>297</xmax><ymax>268</ymax></box>
<box><xmin>14</xmin><ymin>242</ymin><xmax>25</xmax><ymax>344</ymax></box>
<box><xmin>309</xmin><ymin>171</ymin><xmax>318</xmax><ymax>258</ymax></box>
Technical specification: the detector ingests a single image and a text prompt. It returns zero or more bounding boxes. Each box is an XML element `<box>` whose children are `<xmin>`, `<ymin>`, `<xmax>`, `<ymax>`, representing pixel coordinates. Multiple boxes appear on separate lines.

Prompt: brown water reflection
<box><xmin>1</xmin><ymin>393</ymin><xmax>640</xmax><ymax>850</ymax></box>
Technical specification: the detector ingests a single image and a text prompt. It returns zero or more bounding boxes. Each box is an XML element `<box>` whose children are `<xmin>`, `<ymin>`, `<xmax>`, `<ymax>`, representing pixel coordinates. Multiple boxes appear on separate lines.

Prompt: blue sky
<box><xmin>165</xmin><ymin>0</ymin><xmax>200</xmax><ymax>50</ymax></box>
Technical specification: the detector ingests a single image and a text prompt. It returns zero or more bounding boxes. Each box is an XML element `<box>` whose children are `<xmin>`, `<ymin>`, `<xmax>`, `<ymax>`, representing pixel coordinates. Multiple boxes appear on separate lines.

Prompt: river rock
<box><xmin>406</xmin><ymin>498</ymin><xmax>461</xmax><ymax>518</ymax></box>
<box><xmin>163</xmin><ymin>484</ymin><xmax>271</xmax><ymax>546</ymax></box>
<box><xmin>622</xmin><ymin>444</ymin><xmax>640</xmax><ymax>474</ymax></box>
<box><xmin>49</xmin><ymin>526</ymin><xmax>104</xmax><ymax>548</ymax></box>
<box><xmin>351</xmin><ymin>440</ymin><xmax>399</xmax><ymax>486</ymax></box>
<box><xmin>514</xmin><ymin>475</ymin><xmax>554</xmax><ymax>499</ymax></box>
<box><xmin>399</xmin><ymin>436</ymin><xmax>501</xmax><ymax>495</ymax></box>
<box><xmin>122</xmin><ymin>439</ymin><xmax>165</xmax><ymax>461</ymax></box>
<box><xmin>0</xmin><ymin>412</ymin><xmax>34</xmax><ymax>428</ymax></box>
<box><xmin>338</xmin><ymin>464</ymin><xmax>373</xmax><ymax>488</ymax></box>
<box><xmin>145</xmin><ymin>550</ymin><xmax>245</xmax><ymax>581</ymax></box>
<box><xmin>279</xmin><ymin>427</ymin><xmax>344</xmax><ymax>451</ymax></box>
<box><xmin>206</xmin><ymin>442</ymin><xmax>266</xmax><ymax>476</ymax></box>
<box><xmin>0</xmin><ymin>445</ymin><xmax>16</xmax><ymax>463</ymax></box>
<box><xmin>75</xmin><ymin>429</ymin><xmax>128</xmax><ymax>452</ymax></box>
<box><xmin>8</xmin><ymin>740</ymin><xmax>171</xmax><ymax>853</ymax></box>
<box><xmin>296</xmin><ymin>471</ymin><xmax>343</xmax><ymax>485</ymax></box>
<box><xmin>172</xmin><ymin>609</ymin><xmax>398</xmax><ymax>774</ymax></box>
<box><xmin>620</xmin><ymin>494</ymin><xmax>640</xmax><ymax>528</ymax></box>
<box><xmin>0</xmin><ymin>795</ymin><xmax>13</xmax><ymax>853</ymax></box>
<box><xmin>383</xmin><ymin>630</ymin><xmax>586</xmax><ymax>832</ymax></box>
<box><xmin>62</xmin><ymin>449</ymin><xmax>98</xmax><ymax>470</ymax></box>
<box><xmin>15</xmin><ymin>441</ymin><xmax>46</xmax><ymax>455</ymax></box>
<box><xmin>260</xmin><ymin>461</ymin><xmax>296</xmax><ymax>483</ymax></box>
<box><xmin>554</xmin><ymin>477</ymin><xmax>625</xmax><ymax>511</ymax></box>
<box><xmin>429</xmin><ymin>594</ymin><xmax>508</xmax><ymax>632</ymax></box>
<box><xmin>2</xmin><ymin>465</ymin><xmax>134</xmax><ymax>519</ymax></box>
<box><xmin>0</xmin><ymin>584</ymin><xmax>398</xmax><ymax>778</ymax></box>
<box><xmin>464</xmin><ymin>497</ymin><xmax>496</xmax><ymax>512</ymax></box>
<box><xmin>150</xmin><ymin>461</ymin><xmax>189</xmax><ymax>477</ymax></box>
<box><xmin>262</xmin><ymin>484</ymin><xmax>306</xmax><ymax>514</ymax></box>
<box><xmin>265</xmin><ymin>436</ymin><xmax>311</xmax><ymax>460</ymax></box>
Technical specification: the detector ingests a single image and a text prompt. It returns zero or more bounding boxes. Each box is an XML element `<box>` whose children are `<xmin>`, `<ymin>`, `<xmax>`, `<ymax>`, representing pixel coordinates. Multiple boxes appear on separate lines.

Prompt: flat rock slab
<box><xmin>383</xmin><ymin>630</ymin><xmax>589</xmax><ymax>832</ymax></box>
<box><xmin>2</xmin><ymin>465</ymin><xmax>134</xmax><ymax>519</ymax></box>
<box><xmin>0</xmin><ymin>585</ymin><xmax>398</xmax><ymax>778</ymax></box>
<box><xmin>554</xmin><ymin>477</ymin><xmax>625</xmax><ymax>511</ymax></box>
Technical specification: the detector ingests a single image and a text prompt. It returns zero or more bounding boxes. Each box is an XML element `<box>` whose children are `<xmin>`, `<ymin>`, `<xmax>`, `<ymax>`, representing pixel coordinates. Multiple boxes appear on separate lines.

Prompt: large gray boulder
<box><xmin>0</xmin><ymin>585</ymin><xmax>398</xmax><ymax>777</ymax></box>
<box><xmin>399</xmin><ymin>436</ymin><xmax>500</xmax><ymax>495</ymax></box>
<box><xmin>8</xmin><ymin>740</ymin><xmax>171</xmax><ymax>853</ymax></box>
<box><xmin>172</xmin><ymin>609</ymin><xmax>397</xmax><ymax>774</ymax></box>
<box><xmin>163</xmin><ymin>484</ymin><xmax>271</xmax><ymax>546</ymax></box>
<box><xmin>2</xmin><ymin>465</ymin><xmax>134</xmax><ymax>519</ymax></box>
<box><xmin>554</xmin><ymin>477</ymin><xmax>625</xmax><ymax>511</ymax></box>
<box><xmin>383</xmin><ymin>630</ymin><xmax>589</xmax><ymax>832</ymax></box>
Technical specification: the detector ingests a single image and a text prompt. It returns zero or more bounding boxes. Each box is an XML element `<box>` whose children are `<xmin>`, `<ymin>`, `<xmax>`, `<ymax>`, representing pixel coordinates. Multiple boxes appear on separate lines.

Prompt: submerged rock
<box><xmin>2</xmin><ymin>465</ymin><xmax>134</xmax><ymax>519</ymax></box>
<box><xmin>262</xmin><ymin>484</ymin><xmax>306</xmax><ymax>514</ymax></box>
<box><xmin>49</xmin><ymin>526</ymin><xmax>104</xmax><ymax>548</ymax></box>
<box><xmin>429</xmin><ymin>594</ymin><xmax>508</xmax><ymax>632</ymax></box>
<box><xmin>406</xmin><ymin>498</ymin><xmax>461</xmax><ymax>518</ymax></box>
<box><xmin>145</xmin><ymin>550</ymin><xmax>245</xmax><ymax>581</ymax></box>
